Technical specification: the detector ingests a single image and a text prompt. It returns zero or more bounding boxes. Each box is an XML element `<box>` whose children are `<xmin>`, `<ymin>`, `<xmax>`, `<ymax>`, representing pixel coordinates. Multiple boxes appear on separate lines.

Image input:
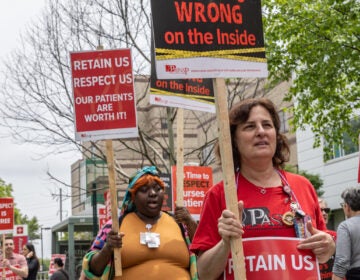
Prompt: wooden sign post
<box><xmin>214</xmin><ymin>78</ymin><xmax>246</xmax><ymax>280</ymax></box>
<box><xmin>176</xmin><ymin>108</ymin><xmax>184</xmax><ymax>206</ymax></box>
<box><xmin>2</xmin><ymin>234</ymin><xmax>5</xmax><ymax>279</ymax></box>
<box><xmin>106</xmin><ymin>139</ymin><xmax>122</xmax><ymax>276</ymax></box>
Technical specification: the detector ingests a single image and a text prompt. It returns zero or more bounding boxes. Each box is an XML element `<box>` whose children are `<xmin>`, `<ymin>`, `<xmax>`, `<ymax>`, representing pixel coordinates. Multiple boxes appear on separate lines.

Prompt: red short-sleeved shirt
<box><xmin>190</xmin><ymin>171</ymin><xmax>326</xmax><ymax>280</ymax></box>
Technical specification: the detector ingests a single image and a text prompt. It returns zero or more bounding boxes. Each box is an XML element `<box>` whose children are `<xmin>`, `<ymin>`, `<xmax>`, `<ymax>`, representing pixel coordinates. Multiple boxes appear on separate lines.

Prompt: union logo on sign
<box><xmin>17</xmin><ymin>227</ymin><xmax>24</xmax><ymax>234</ymax></box>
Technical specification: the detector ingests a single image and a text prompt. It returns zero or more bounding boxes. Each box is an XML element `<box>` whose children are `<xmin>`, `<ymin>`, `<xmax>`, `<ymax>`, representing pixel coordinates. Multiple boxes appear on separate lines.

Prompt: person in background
<box><xmin>82</xmin><ymin>166</ymin><xmax>197</xmax><ymax>279</ymax></box>
<box><xmin>332</xmin><ymin>187</ymin><xmax>360</xmax><ymax>280</ymax></box>
<box><xmin>190</xmin><ymin>98</ymin><xmax>336</xmax><ymax>280</ymax></box>
<box><xmin>319</xmin><ymin>198</ymin><xmax>331</xmax><ymax>224</ymax></box>
<box><xmin>22</xmin><ymin>243</ymin><xmax>40</xmax><ymax>280</ymax></box>
<box><xmin>0</xmin><ymin>236</ymin><xmax>28</xmax><ymax>279</ymax></box>
<box><xmin>318</xmin><ymin>198</ymin><xmax>337</xmax><ymax>280</ymax></box>
<box><xmin>50</xmin><ymin>258</ymin><xmax>69</xmax><ymax>280</ymax></box>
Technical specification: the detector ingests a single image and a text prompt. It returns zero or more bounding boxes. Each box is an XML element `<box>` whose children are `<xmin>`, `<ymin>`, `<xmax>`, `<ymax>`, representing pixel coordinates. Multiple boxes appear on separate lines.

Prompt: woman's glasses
<box><xmin>321</xmin><ymin>207</ymin><xmax>331</xmax><ymax>214</ymax></box>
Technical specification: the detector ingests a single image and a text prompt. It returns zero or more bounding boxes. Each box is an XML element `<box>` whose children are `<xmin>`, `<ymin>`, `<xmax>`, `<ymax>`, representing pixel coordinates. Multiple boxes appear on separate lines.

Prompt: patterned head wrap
<box><xmin>120</xmin><ymin>166</ymin><xmax>160</xmax><ymax>216</ymax></box>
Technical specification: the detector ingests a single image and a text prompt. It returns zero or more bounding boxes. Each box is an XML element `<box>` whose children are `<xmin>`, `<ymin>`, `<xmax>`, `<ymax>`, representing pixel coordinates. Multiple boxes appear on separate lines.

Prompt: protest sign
<box><xmin>149</xmin><ymin>36</ymin><xmax>215</xmax><ymax>112</ymax></box>
<box><xmin>224</xmin><ymin>237</ymin><xmax>320</xmax><ymax>280</ymax></box>
<box><xmin>0</xmin><ymin>198</ymin><xmax>14</xmax><ymax>234</ymax></box>
<box><xmin>98</xmin><ymin>207</ymin><xmax>107</xmax><ymax>230</ymax></box>
<box><xmin>13</xmin><ymin>225</ymin><xmax>28</xmax><ymax>254</ymax></box>
<box><xmin>150</xmin><ymin>77</ymin><xmax>215</xmax><ymax>113</ymax></box>
<box><xmin>151</xmin><ymin>0</ymin><xmax>268</xmax><ymax>79</ymax></box>
<box><xmin>171</xmin><ymin>165</ymin><xmax>212</xmax><ymax>219</ymax></box>
<box><xmin>70</xmin><ymin>49</ymin><xmax>138</xmax><ymax>141</ymax></box>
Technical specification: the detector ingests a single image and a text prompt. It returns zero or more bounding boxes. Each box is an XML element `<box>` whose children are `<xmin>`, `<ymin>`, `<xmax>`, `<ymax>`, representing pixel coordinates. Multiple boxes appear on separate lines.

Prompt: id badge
<box><xmin>140</xmin><ymin>232</ymin><xmax>147</xmax><ymax>245</ymax></box>
<box><xmin>139</xmin><ymin>232</ymin><xmax>160</xmax><ymax>248</ymax></box>
<box><xmin>147</xmin><ymin>232</ymin><xmax>160</xmax><ymax>248</ymax></box>
<box><xmin>294</xmin><ymin>215</ymin><xmax>311</xmax><ymax>238</ymax></box>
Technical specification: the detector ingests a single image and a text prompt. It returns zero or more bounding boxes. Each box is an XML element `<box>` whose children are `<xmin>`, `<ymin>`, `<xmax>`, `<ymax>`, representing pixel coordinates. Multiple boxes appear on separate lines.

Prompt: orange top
<box><xmin>119</xmin><ymin>212</ymin><xmax>190</xmax><ymax>280</ymax></box>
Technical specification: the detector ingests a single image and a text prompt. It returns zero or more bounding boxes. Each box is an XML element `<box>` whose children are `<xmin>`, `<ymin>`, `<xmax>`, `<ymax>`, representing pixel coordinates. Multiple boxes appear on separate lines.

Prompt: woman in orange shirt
<box><xmin>82</xmin><ymin>166</ymin><xmax>197</xmax><ymax>280</ymax></box>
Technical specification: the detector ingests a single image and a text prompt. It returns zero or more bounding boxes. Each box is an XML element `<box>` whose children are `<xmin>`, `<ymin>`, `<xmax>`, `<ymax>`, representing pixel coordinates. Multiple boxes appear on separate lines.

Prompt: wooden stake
<box><xmin>2</xmin><ymin>234</ymin><xmax>5</xmax><ymax>280</ymax></box>
<box><xmin>213</xmin><ymin>78</ymin><xmax>246</xmax><ymax>280</ymax></box>
<box><xmin>176</xmin><ymin>108</ymin><xmax>184</xmax><ymax>206</ymax></box>
<box><xmin>106</xmin><ymin>139</ymin><xmax>122</xmax><ymax>276</ymax></box>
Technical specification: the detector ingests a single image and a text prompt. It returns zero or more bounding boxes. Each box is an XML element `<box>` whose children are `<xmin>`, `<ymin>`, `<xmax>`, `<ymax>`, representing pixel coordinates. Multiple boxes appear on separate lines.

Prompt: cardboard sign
<box><xmin>171</xmin><ymin>166</ymin><xmax>212</xmax><ymax>219</ymax></box>
<box><xmin>223</xmin><ymin>237</ymin><xmax>320</xmax><ymax>280</ymax></box>
<box><xmin>13</xmin><ymin>236</ymin><xmax>28</xmax><ymax>255</ymax></box>
<box><xmin>151</xmin><ymin>0</ymin><xmax>268</xmax><ymax>79</ymax></box>
<box><xmin>70</xmin><ymin>49</ymin><xmax>138</xmax><ymax>141</ymax></box>
<box><xmin>0</xmin><ymin>197</ymin><xmax>14</xmax><ymax>233</ymax></box>
<box><xmin>12</xmin><ymin>225</ymin><xmax>28</xmax><ymax>254</ymax></box>
<box><xmin>149</xmin><ymin>39</ymin><xmax>215</xmax><ymax>112</ymax></box>
<box><xmin>150</xmin><ymin>77</ymin><xmax>215</xmax><ymax>113</ymax></box>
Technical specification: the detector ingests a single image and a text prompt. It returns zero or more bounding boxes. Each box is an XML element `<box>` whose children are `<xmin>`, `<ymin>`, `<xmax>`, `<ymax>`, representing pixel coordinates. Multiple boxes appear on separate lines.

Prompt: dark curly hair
<box><xmin>215</xmin><ymin>98</ymin><xmax>290</xmax><ymax>171</ymax></box>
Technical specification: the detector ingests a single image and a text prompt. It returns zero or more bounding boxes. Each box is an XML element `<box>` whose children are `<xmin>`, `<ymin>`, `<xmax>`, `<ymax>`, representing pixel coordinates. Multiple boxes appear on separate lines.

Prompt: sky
<box><xmin>0</xmin><ymin>1</ymin><xmax>80</xmax><ymax>258</ymax></box>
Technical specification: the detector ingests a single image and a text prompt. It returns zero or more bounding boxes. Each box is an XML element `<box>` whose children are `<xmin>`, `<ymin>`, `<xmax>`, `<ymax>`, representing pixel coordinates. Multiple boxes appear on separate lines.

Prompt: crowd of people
<box><xmin>0</xmin><ymin>98</ymin><xmax>355</xmax><ymax>280</ymax></box>
<box><xmin>79</xmin><ymin>98</ymin><xmax>359</xmax><ymax>280</ymax></box>
<box><xmin>0</xmin><ymin>237</ymin><xmax>70</xmax><ymax>280</ymax></box>
<box><xmin>2</xmin><ymin>98</ymin><xmax>356</xmax><ymax>280</ymax></box>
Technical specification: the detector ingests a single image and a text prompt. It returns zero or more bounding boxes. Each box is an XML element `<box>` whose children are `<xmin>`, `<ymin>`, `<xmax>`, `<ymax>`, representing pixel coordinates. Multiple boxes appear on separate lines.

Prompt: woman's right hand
<box><xmin>106</xmin><ymin>230</ymin><xmax>124</xmax><ymax>249</ymax></box>
<box><xmin>217</xmin><ymin>201</ymin><xmax>244</xmax><ymax>246</ymax></box>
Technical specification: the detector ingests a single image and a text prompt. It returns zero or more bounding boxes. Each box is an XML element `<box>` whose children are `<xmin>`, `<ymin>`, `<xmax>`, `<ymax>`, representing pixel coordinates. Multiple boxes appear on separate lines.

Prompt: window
<box><xmin>161</xmin><ymin>119</ymin><xmax>168</xmax><ymax>130</ymax></box>
<box><xmin>327</xmin><ymin>118</ymin><xmax>360</xmax><ymax>160</ymax></box>
<box><xmin>278</xmin><ymin>110</ymin><xmax>289</xmax><ymax>133</ymax></box>
<box><xmin>162</xmin><ymin>149</ymin><xmax>169</xmax><ymax>160</ymax></box>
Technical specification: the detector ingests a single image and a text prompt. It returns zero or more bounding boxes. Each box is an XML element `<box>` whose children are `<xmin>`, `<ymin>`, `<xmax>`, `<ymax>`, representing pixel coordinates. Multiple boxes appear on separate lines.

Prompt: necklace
<box><xmin>236</xmin><ymin>171</ymin><xmax>269</xmax><ymax>195</ymax></box>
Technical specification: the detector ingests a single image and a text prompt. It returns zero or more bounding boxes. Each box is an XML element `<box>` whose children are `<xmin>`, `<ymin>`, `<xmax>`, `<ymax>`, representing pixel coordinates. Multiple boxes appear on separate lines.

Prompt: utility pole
<box><xmin>59</xmin><ymin>188</ymin><xmax>63</xmax><ymax>222</ymax></box>
<box><xmin>92</xmin><ymin>182</ymin><xmax>98</xmax><ymax>237</ymax></box>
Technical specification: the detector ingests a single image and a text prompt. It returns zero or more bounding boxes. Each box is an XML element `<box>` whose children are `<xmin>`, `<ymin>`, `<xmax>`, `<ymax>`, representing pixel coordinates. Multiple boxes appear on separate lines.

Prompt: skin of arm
<box><xmin>88</xmin><ymin>230</ymin><xmax>124</xmax><ymax>276</ymax></box>
<box><xmin>197</xmin><ymin>201</ymin><xmax>244</xmax><ymax>280</ymax></box>
<box><xmin>174</xmin><ymin>205</ymin><xmax>198</xmax><ymax>240</ymax></box>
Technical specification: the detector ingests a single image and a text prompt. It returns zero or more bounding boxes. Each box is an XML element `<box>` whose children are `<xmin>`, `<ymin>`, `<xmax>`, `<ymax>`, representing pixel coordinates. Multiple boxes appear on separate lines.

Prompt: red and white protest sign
<box><xmin>98</xmin><ymin>207</ymin><xmax>107</xmax><ymax>229</ymax></box>
<box><xmin>13</xmin><ymin>225</ymin><xmax>28</xmax><ymax>254</ymax></box>
<box><xmin>224</xmin><ymin>237</ymin><xmax>320</xmax><ymax>280</ymax></box>
<box><xmin>0</xmin><ymin>197</ymin><xmax>14</xmax><ymax>234</ymax></box>
<box><xmin>171</xmin><ymin>166</ymin><xmax>212</xmax><ymax>219</ymax></box>
<box><xmin>70</xmin><ymin>49</ymin><xmax>138</xmax><ymax>141</ymax></box>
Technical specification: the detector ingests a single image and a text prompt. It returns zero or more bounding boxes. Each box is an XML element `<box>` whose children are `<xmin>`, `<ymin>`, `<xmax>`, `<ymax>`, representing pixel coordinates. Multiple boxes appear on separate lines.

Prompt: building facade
<box><xmin>296</xmin><ymin>124</ymin><xmax>359</xmax><ymax>230</ymax></box>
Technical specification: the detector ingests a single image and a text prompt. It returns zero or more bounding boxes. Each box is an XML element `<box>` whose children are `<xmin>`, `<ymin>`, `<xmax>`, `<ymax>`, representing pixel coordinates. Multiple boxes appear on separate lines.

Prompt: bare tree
<box><xmin>0</xmin><ymin>0</ymin><xmax>273</xmax><ymax>183</ymax></box>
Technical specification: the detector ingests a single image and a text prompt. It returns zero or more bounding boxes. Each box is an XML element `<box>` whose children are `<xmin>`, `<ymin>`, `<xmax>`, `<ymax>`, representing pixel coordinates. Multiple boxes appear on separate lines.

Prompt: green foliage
<box><xmin>263</xmin><ymin>0</ymin><xmax>360</xmax><ymax>151</ymax></box>
<box><xmin>285</xmin><ymin>165</ymin><xmax>324</xmax><ymax>197</ymax></box>
<box><xmin>0</xmin><ymin>178</ymin><xmax>40</xmax><ymax>239</ymax></box>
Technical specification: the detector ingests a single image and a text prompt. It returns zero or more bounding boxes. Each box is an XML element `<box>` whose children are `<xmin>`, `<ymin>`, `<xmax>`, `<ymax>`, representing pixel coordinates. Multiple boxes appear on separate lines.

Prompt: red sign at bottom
<box><xmin>224</xmin><ymin>237</ymin><xmax>320</xmax><ymax>280</ymax></box>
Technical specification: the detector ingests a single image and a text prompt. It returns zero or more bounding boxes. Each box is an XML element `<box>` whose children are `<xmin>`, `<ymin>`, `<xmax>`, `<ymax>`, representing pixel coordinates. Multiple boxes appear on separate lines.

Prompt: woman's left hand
<box><xmin>297</xmin><ymin>221</ymin><xmax>335</xmax><ymax>263</ymax></box>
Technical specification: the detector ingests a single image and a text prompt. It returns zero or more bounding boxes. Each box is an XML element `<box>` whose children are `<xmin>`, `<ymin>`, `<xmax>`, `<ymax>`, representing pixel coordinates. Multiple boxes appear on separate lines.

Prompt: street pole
<box><xmin>41</xmin><ymin>228</ymin><xmax>43</xmax><ymax>271</ymax></box>
<box><xmin>40</xmin><ymin>227</ymin><xmax>51</xmax><ymax>271</ymax></box>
